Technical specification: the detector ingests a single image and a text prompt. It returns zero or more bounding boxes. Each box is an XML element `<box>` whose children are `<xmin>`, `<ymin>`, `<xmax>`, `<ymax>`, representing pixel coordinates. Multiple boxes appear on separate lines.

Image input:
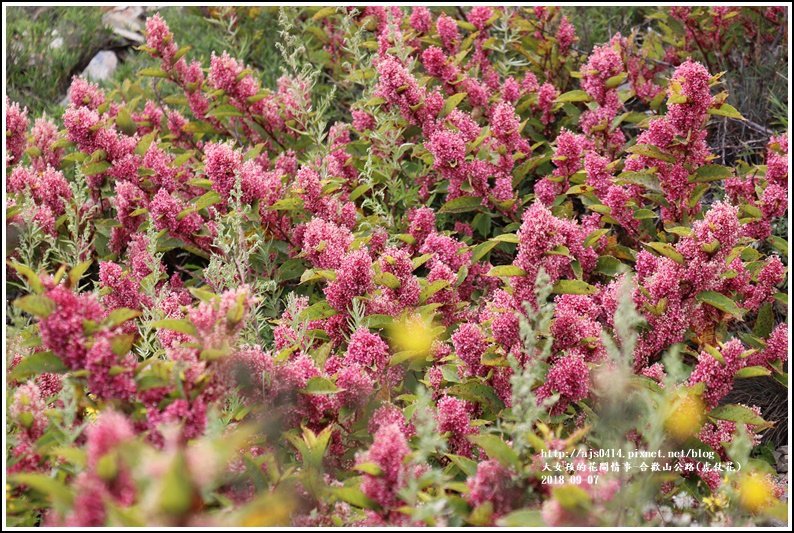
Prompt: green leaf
<box><xmin>627</xmin><ymin>144</ymin><xmax>676</xmax><ymax>163</ymax></box>
<box><xmin>605</xmin><ymin>72</ymin><xmax>628</xmax><ymax>89</ymax></box>
<box><xmin>301</xmin><ymin>376</ymin><xmax>339</xmax><ymax>395</ymax></box>
<box><xmin>420</xmin><ymin>279</ymin><xmax>450</xmax><ymax>302</ymax></box>
<box><xmin>472</xmin><ymin>240</ymin><xmax>499</xmax><ymax>262</ymax></box>
<box><xmin>151</xmin><ymin>318</ymin><xmax>197</xmax><ymax>336</ymax></box>
<box><xmin>10</xmin><ymin>351</ymin><xmax>67</xmax><ymax>381</ymax></box>
<box><xmin>445</xmin><ymin>454</ymin><xmax>478</xmax><ymax>476</ymax></box>
<box><xmin>555</xmin><ymin>89</ymin><xmax>591</xmax><ymax>103</ymax></box>
<box><xmin>645</xmin><ymin>241</ymin><xmax>685</xmax><ymax>264</ymax></box>
<box><xmin>298</xmin><ymin>301</ymin><xmax>337</xmax><ymax>321</ymax></box>
<box><xmin>139</xmin><ymin>67</ymin><xmax>169</xmax><ymax>78</ymax></box>
<box><xmin>332</xmin><ymin>485</ymin><xmax>379</xmax><ymax>510</ymax></box>
<box><xmin>552</xmin><ymin>485</ymin><xmax>592</xmax><ymax>511</ymax></box>
<box><xmin>270</xmin><ymin>197</ymin><xmax>304</xmax><ymax>211</ymax></box>
<box><xmin>206</xmin><ymin>104</ymin><xmax>244</xmax><ymax>118</ymax></box>
<box><xmin>690</xmin><ymin>164</ymin><xmax>733</xmax><ymax>182</ymax></box>
<box><xmin>768</xmin><ymin>236</ymin><xmax>788</xmax><ymax>256</ymax></box>
<box><xmin>487</xmin><ymin>265</ymin><xmax>526</xmax><ymax>277</ymax></box>
<box><xmin>116</xmin><ymin>107</ymin><xmax>137</xmax><ymax>136</ymax></box>
<box><xmin>81</xmin><ymin>161</ymin><xmax>112</xmax><ymax>176</ymax></box>
<box><xmin>193</xmin><ymin>190</ymin><xmax>223</xmax><ymax>211</ymax></box>
<box><xmin>615</xmin><ymin>171</ymin><xmax>661</xmax><ymax>193</ymax></box>
<box><xmin>440</xmin><ymin>92</ymin><xmax>468</xmax><ymax>117</ymax></box>
<box><xmin>68</xmin><ymin>260</ymin><xmax>93</xmax><ymax>288</ymax></box>
<box><xmin>106</xmin><ymin>308</ymin><xmax>142</xmax><ymax>327</ymax></box>
<box><xmin>708</xmin><ymin>404</ymin><xmax>772</xmax><ymax>428</ymax></box>
<box><xmin>753</xmin><ymin>302</ymin><xmax>775</xmax><ymax>338</ymax></box>
<box><xmin>439</xmin><ymin>196</ymin><xmax>482</xmax><ymax>214</ymax></box>
<box><xmin>491</xmin><ymin>233</ymin><xmax>519</xmax><ymax>244</ymax></box>
<box><xmin>497</xmin><ymin>509</ymin><xmax>545</xmax><ymax>527</ymax></box>
<box><xmin>10</xmin><ymin>474</ymin><xmax>73</xmax><ymax>507</ymax></box>
<box><xmin>277</xmin><ymin>258</ymin><xmax>306</xmax><ymax>281</ymax></box>
<box><xmin>135</xmin><ymin>132</ymin><xmax>156</xmax><ymax>155</ymax></box>
<box><xmin>110</xmin><ymin>334</ymin><xmax>136</xmax><ymax>356</ymax></box>
<box><xmin>375</xmin><ymin>272</ymin><xmax>401</xmax><ymax>289</ymax></box>
<box><xmin>447</xmin><ymin>381</ymin><xmax>505</xmax><ymax>415</ymax></box>
<box><xmin>14</xmin><ymin>294</ymin><xmax>55</xmax><ymax>317</ymax></box>
<box><xmin>312</xmin><ymin>6</ymin><xmax>338</xmax><ymax>20</ymax></box>
<box><xmin>735</xmin><ymin>366</ymin><xmax>772</xmax><ymax>379</ymax></box>
<box><xmin>9</xmin><ymin>261</ymin><xmax>44</xmax><ymax>293</ymax></box>
<box><xmin>695</xmin><ymin>291</ymin><xmax>744</xmax><ymax>319</ymax></box>
<box><xmin>158</xmin><ymin>452</ymin><xmax>195</xmax><ymax>515</ymax></box>
<box><xmin>708</xmin><ymin>103</ymin><xmax>744</xmax><ymax>120</ymax></box>
<box><xmin>174</xmin><ymin>45</ymin><xmax>191</xmax><ymax>61</ymax></box>
<box><xmin>584</xmin><ymin>229</ymin><xmax>609</xmax><ymax>248</ymax></box>
<box><xmin>552</xmin><ymin>279</ymin><xmax>598</xmax><ymax>295</ymax></box>
<box><xmin>468</xmin><ymin>434</ymin><xmax>519</xmax><ymax>468</ymax></box>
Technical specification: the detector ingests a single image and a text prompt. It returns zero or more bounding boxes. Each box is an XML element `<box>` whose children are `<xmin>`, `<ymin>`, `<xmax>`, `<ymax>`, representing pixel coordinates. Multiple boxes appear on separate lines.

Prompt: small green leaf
<box><xmin>298</xmin><ymin>301</ymin><xmax>337</xmax><ymax>321</ymax></box>
<box><xmin>645</xmin><ymin>242</ymin><xmax>685</xmax><ymax>264</ymax></box>
<box><xmin>439</xmin><ymin>196</ymin><xmax>482</xmax><ymax>214</ymax></box>
<box><xmin>753</xmin><ymin>302</ymin><xmax>775</xmax><ymax>338</ymax></box>
<box><xmin>555</xmin><ymin>90</ymin><xmax>591</xmax><ymax>103</ymax></box>
<box><xmin>490</xmin><ymin>233</ymin><xmax>519</xmax><ymax>244</ymax></box>
<box><xmin>9</xmin><ymin>261</ymin><xmax>44</xmax><ymax>293</ymax></box>
<box><xmin>735</xmin><ymin>366</ymin><xmax>772</xmax><ymax>379</ymax></box>
<box><xmin>10</xmin><ymin>351</ymin><xmax>67</xmax><ymax>381</ymax></box>
<box><xmin>552</xmin><ymin>279</ymin><xmax>598</xmax><ymax>295</ymax></box>
<box><xmin>487</xmin><ymin>265</ymin><xmax>526</xmax><ymax>277</ymax></box>
<box><xmin>447</xmin><ymin>381</ymin><xmax>505</xmax><ymax>415</ymax></box>
<box><xmin>709</xmin><ymin>404</ymin><xmax>771</xmax><ymax>428</ymax></box>
<box><xmin>353</xmin><ymin>462</ymin><xmax>382</xmax><ymax>476</ymax></box>
<box><xmin>690</xmin><ymin>164</ymin><xmax>732</xmax><ymax>182</ymax></box>
<box><xmin>139</xmin><ymin>67</ymin><xmax>169</xmax><ymax>78</ymax></box>
<box><xmin>193</xmin><ymin>190</ymin><xmax>223</xmax><ymax>211</ymax></box>
<box><xmin>14</xmin><ymin>294</ymin><xmax>55</xmax><ymax>317</ymax></box>
<box><xmin>151</xmin><ymin>318</ymin><xmax>197</xmax><ymax>336</ymax></box>
<box><xmin>552</xmin><ymin>485</ymin><xmax>592</xmax><ymax>511</ymax></box>
<box><xmin>301</xmin><ymin>376</ymin><xmax>340</xmax><ymax>395</ymax></box>
<box><xmin>206</xmin><ymin>104</ymin><xmax>244</xmax><ymax>118</ymax></box>
<box><xmin>420</xmin><ymin>279</ymin><xmax>450</xmax><ymax>302</ymax></box>
<box><xmin>605</xmin><ymin>72</ymin><xmax>628</xmax><ymax>89</ymax></box>
<box><xmin>627</xmin><ymin>144</ymin><xmax>676</xmax><ymax>164</ymax></box>
<box><xmin>695</xmin><ymin>291</ymin><xmax>744</xmax><ymax>319</ymax></box>
<box><xmin>468</xmin><ymin>434</ymin><xmax>519</xmax><ymax>468</ymax></box>
<box><xmin>10</xmin><ymin>474</ymin><xmax>73</xmax><ymax>507</ymax></box>
<box><xmin>82</xmin><ymin>161</ymin><xmax>112</xmax><ymax>176</ymax></box>
<box><xmin>445</xmin><ymin>454</ymin><xmax>478</xmax><ymax>476</ymax></box>
<box><xmin>332</xmin><ymin>485</ymin><xmax>379</xmax><ymax>510</ymax></box>
<box><xmin>440</xmin><ymin>92</ymin><xmax>468</xmax><ymax>117</ymax></box>
<box><xmin>584</xmin><ymin>229</ymin><xmax>610</xmax><ymax>248</ymax></box>
<box><xmin>68</xmin><ymin>260</ymin><xmax>93</xmax><ymax>288</ymax></box>
<box><xmin>116</xmin><ymin>107</ymin><xmax>137</xmax><ymax>136</ymax></box>
<box><xmin>708</xmin><ymin>103</ymin><xmax>744</xmax><ymax>120</ymax></box>
<box><xmin>615</xmin><ymin>171</ymin><xmax>661</xmax><ymax>193</ymax></box>
<box><xmin>472</xmin><ymin>240</ymin><xmax>499</xmax><ymax>262</ymax></box>
<box><xmin>498</xmin><ymin>509</ymin><xmax>545</xmax><ymax>527</ymax></box>
<box><xmin>106</xmin><ymin>308</ymin><xmax>142</xmax><ymax>327</ymax></box>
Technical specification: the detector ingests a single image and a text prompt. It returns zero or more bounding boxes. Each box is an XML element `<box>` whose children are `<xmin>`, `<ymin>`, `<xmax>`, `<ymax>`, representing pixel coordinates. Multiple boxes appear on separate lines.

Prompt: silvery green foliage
<box><xmin>509</xmin><ymin>268</ymin><xmax>557</xmax><ymax>455</ymax></box>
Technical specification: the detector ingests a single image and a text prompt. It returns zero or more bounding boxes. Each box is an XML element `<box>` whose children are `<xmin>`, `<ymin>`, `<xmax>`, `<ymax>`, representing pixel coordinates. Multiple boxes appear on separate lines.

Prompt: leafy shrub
<box><xmin>5</xmin><ymin>6</ymin><xmax>789</xmax><ymax>527</ymax></box>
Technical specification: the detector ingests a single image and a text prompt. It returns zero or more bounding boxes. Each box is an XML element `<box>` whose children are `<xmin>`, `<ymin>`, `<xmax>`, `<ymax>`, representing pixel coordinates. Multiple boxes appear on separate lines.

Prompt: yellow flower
<box><xmin>737</xmin><ymin>472</ymin><xmax>775</xmax><ymax>514</ymax></box>
<box><xmin>387</xmin><ymin>312</ymin><xmax>440</xmax><ymax>368</ymax></box>
<box><xmin>663</xmin><ymin>388</ymin><xmax>706</xmax><ymax>442</ymax></box>
<box><xmin>702</xmin><ymin>492</ymin><xmax>728</xmax><ymax>513</ymax></box>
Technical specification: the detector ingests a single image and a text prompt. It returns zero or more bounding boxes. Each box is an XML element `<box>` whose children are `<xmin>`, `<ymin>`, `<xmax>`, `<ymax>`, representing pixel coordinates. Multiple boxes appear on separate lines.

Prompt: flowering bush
<box><xmin>5</xmin><ymin>6</ymin><xmax>789</xmax><ymax>528</ymax></box>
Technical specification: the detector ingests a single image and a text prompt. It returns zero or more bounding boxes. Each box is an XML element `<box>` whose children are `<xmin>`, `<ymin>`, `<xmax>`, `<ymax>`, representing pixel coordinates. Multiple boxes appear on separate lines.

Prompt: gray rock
<box><xmin>773</xmin><ymin>445</ymin><xmax>788</xmax><ymax>473</ymax></box>
<box><xmin>102</xmin><ymin>7</ymin><xmax>145</xmax><ymax>43</ymax></box>
<box><xmin>82</xmin><ymin>50</ymin><xmax>118</xmax><ymax>82</ymax></box>
<box><xmin>102</xmin><ymin>6</ymin><xmax>144</xmax><ymax>32</ymax></box>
